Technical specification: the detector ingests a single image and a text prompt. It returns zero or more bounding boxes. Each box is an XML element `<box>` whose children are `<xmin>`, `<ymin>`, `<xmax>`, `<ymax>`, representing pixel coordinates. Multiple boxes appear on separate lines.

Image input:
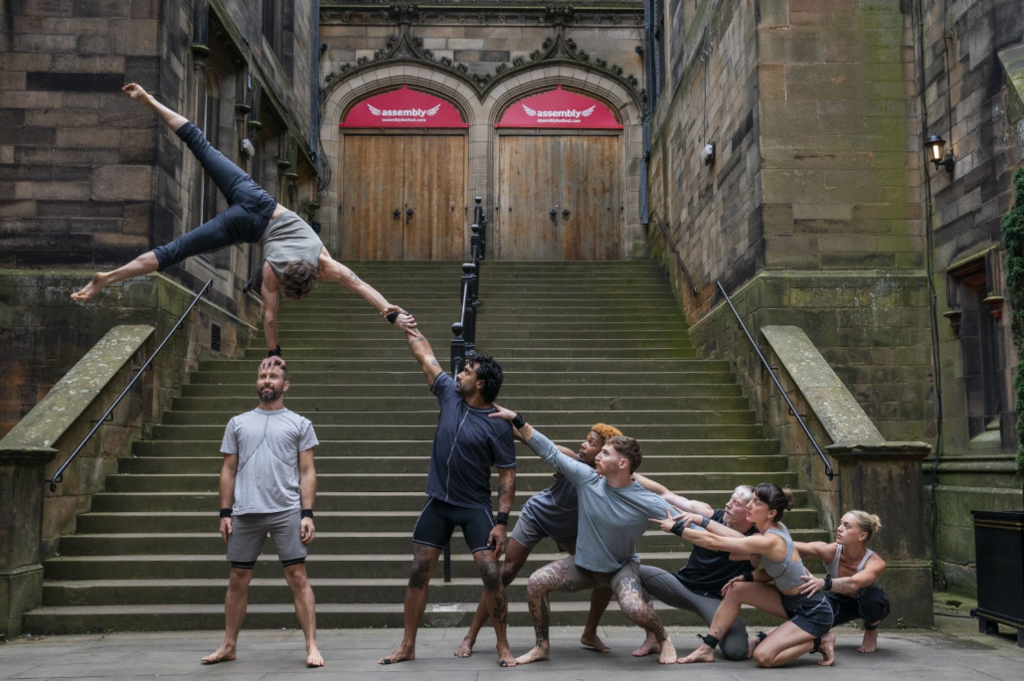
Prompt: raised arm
<box><xmin>633</xmin><ymin>473</ymin><xmax>715</xmax><ymax>516</ymax></box>
<box><xmin>406</xmin><ymin>329</ymin><xmax>444</xmax><ymax>386</ymax></box>
<box><xmin>298</xmin><ymin>447</ymin><xmax>317</xmax><ymax>545</ymax></box>
<box><xmin>261</xmin><ymin>263</ymin><xmax>281</xmax><ymax>354</ymax></box>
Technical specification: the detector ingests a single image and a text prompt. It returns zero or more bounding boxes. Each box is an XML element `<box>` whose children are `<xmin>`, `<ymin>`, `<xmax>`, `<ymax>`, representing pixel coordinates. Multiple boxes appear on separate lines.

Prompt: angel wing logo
<box><xmin>522</xmin><ymin>104</ymin><xmax>537</xmax><ymax>117</ymax></box>
<box><xmin>580</xmin><ymin>105</ymin><xmax>596</xmax><ymax>118</ymax></box>
<box><xmin>425</xmin><ymin>104</ymin><xmax>441</xmax><ymax>116</ymax></box>
<box><xmin>367</xmin><ymin>103</ymin><xmax>382</xmax><ymax>116</ymax></box>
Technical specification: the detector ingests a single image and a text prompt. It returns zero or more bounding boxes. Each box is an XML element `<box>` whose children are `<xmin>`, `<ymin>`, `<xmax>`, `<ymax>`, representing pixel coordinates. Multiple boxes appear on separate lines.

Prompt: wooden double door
<box><xmin>340</xmin><ymin>134</ymin><xmax>466</xmax><ymax>260</ymax></box>
<box><xmin>497</xmin><ymin>135</ymin><xmax>621</xmax><ymax>260</ymax></box>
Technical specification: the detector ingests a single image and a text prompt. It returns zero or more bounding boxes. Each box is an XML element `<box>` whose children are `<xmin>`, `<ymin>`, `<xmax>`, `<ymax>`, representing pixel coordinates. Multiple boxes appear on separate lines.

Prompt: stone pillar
<box><xmin>0</xmin><ymin>446</ymin><xmax>56</xmax><ymax>639</ymax></box>
<box><xmin>826</xmin><ymin>441</ymin><xmax>934</xmax><ymax>627</ymax></box>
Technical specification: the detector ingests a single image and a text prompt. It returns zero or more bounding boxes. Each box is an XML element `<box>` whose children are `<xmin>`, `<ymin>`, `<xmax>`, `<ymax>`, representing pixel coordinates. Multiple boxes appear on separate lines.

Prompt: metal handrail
<box><xmin>716</xmin><ymin>281</ymin><xmax>835</xmax><ymax>481</ymax></box>
<box><xmin>46</xmin><ymin>280</ymin><xmax>212</xmax><ymax>492</ymax></box>
<box><xmin>652</xmin><ymin>212</ymin><xmax>698</xmax><ymax>296</ymax></box>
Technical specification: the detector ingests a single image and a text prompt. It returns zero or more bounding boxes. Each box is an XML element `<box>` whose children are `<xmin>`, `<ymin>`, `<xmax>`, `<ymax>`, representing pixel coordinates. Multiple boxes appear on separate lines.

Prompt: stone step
<box><xmin>256</xmin><ymin>321</ymin><xmax>690</xmax><ymax>332</ymax></box>
<box><xmin>180</xmin><ymin>383</ymin><xmax>747</xmax><ymax>399</ymax></box>
<box><xmin>103</xmin><ymin>471</ymin><xmax>795</xmax><ymax>494</ymax></box>
<box><xmin>158</xmin><ymin>409</ymin><xmax>757</xmax><ymax>427</ymax></box>
<box><xmin>90</xmin><ymin>489</ymin><xmax>809</xmax><ymax>513</ymax></box>
<box><xmin>241</xmin><ymin>346</ymin><xmax>698</xmax><ymax>360</ymax></box>
<box><xmin>247</xmin><ymin>336</ymin><xmax>695</xmax><ymax>349</ymax></box>
<box><xmin>75</xmin><ymin>508</ymin><xmax>822</xmax><ymax>534</ymax></box>
<box><xmin>287</xmin><ymin>298</ymin><xmax>683</xmax><ymax>310</ymax></box>
<box><xmin>169</xmin><ymin>395</ymin><xmax>751</xmax><ymax>412</ymax></box>
<box><xmin>117</xmin><ymin>454</ymin><xmax>785</xmax><ymax>476</ymax></box>
<box><xmin>147</xmin><ymin>423</ymin><xmax>765</xmax><ymax>441</ymax></box>
<box><xmin>130</xmin><ymin>439</ymin><xmax>778</xmax><ymax>457</ymax></box>
<box><xmin>189</xmin><ymin>371</ymin><xmax>740</xmax><ymax>386</ymax></box>
<box><xmin>273</xmin><ymin>311</ymin><xmax>683</xmax><ymax>324</ymax></box>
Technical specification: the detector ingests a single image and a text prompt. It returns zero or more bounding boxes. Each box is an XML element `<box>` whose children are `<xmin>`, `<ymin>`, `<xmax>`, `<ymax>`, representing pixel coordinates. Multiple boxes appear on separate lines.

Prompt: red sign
<box><xmin>341</xmin><ymin>86</ymin><xmax>467</xmax><ymax>128</ymax></box>
<box><xmin>496</xmin><ymin>86</ymin><xmax>622</xmax><ymax>129</ymax></box>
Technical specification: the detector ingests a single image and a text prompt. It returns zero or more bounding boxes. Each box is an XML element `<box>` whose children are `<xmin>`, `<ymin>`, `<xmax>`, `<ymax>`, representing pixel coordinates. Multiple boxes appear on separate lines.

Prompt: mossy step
<box><xmin>180</xmin><ymin>383</ymin><xmax>747</xmax><ymax>399</ymax></box>
<box><xmin>240</xmin><ymin>347</ymin><xmax>698</xmax><ymax>360</ymax></box>
<box><xmin>246</xmin><ymin>337</ymin><xmax>695</xmax><ymax>349</ymax></box>
<box><xmin>189</xmin><ymin>372</ymin><xmax>739</xmax><ymax>386</ymax></box>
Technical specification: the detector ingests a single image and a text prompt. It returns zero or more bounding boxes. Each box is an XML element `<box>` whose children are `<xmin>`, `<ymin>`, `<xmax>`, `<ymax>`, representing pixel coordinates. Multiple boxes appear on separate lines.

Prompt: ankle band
<box><xmin>812</xmin><ymin>637</ymin><xmax>822</xmax><ymax>653</ymax></box>
<box><xmin>756</xmin><ymin>631</ymin><xmax>767</xmax><ymax>642</ymax></box>
<box><xmin>698</xmin><ymin>634</ymin><xmax>719</xmax><ymax>650</ymax></box>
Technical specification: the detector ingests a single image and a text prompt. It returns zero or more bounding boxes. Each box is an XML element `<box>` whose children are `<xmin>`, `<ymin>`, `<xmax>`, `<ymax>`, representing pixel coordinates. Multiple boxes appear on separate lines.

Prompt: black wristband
<box><xmin>386</xmin><ymin>311</ymin><xmax>399</xmax><ymax>324</ymax></box>
<box><xmin>268</xmin><ymin>346</ymin><xmax>282</xmax><ymax>358</ymax></box>
<box><xmin>743</xmin><ymin>572</ymin><xmax>753</xmax><ymax>582</ymax></box>
<box><xmin>219</xmin><ymin>508</ymin><xmax>233</xmax><ymax>518</ymax></box>
<box><xmin>301</xmin><ymin>509</ymin><xmax>314</xmax><ymax>519</ymax></box>
<box><xmin>511</xmin><ymin>412</ymin><xmax>526</xmax><ymax>429</ymax></box>
<box><xmin>700</xmin><ymin>515</ymin><xmax>711</xmax><ymax>529</ymax></box>
<box><xmin>495</xmin><ymin>512</ymin><xmax>509</xmax><ymax>526</ymax></box>
<box><xmin>671</xmin><ymin>519</ymin><xmax>686</xmax><ymax>536</ymax></box>
<box><xmin>823</xmin><ymin>574</ymin><xmax>833</xmax><ymax>592</ymax></box>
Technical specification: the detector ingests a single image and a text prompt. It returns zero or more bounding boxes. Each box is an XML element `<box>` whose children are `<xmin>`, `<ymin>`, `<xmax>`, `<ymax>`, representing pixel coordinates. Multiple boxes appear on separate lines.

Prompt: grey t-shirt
<box><xmin>260</xmin><ymin>210</ymin><xmax>324</xmax><ymax>277</ymax></box>
<box><xmin>520</xmin><ymin>472</ymin><xmax>578</xmax><ymax>540</ymax></box>
<box><xmin>425</xmin><ymin>372</ymin><xmax>516</xmax><ymax>510</ymax></box>
<box><xmin>526</xmin><ymin>430</ymin><xmax>675</xmax><ymax>573</ymax></box>
<box><xmin>220</xmin><ymin>407</ymin><xmax>319</xmax><ymax>515</ymax></box>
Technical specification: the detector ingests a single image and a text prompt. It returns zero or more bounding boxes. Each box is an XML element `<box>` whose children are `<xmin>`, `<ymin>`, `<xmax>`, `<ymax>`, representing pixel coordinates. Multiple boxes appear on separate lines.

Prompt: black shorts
<box><xmin>827</xmin><ymin>585</ymin><xmax>890</xmax><ymax>630</ymax></box>
<box><xmin>780</xmin><ymin>591</ymin><xmax>834</xmax><ymax>638</ymax></box>
<box><xmin>413</xmin><ymin>497</ymin><xmax>496</xmax><ymax>553</ymax></box>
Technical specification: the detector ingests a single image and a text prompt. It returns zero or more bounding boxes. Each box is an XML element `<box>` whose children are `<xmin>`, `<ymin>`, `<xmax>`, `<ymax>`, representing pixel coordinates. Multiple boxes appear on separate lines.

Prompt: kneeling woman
<box><xmin>795</xmin><ymin>511</ymin><xmax>889</xmax><ymax>653</ymax></box>
<box><xmin>654</xmin><ymin>482</ymin><xmax>834</xmax><ymax>667</ymax></box>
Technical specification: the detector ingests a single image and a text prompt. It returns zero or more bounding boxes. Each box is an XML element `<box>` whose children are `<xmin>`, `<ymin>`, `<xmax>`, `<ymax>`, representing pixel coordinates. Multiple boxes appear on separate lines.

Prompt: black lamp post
<box><xmin>925</xmin><ymin>132</ymin><xmax>956</xmax><ymax>173</ymax></box>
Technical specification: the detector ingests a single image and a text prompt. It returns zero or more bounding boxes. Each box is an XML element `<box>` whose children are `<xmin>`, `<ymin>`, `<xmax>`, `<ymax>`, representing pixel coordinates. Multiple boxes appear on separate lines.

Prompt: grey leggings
<box><xmin>152</xmin><ymin>122</ymin><xmax>277</xmax><ymax>270</ymax></box>
<box><xmin>639</xmin><ymin>565</ymin><xmax>749</xmax><ymax>661</ymax></box>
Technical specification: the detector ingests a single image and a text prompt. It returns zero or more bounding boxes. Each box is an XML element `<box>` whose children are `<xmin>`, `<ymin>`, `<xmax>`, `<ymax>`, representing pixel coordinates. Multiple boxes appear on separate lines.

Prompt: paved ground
<box><xmin>1</xmin><ymin>620</ymin><xmax>1021</xmax><ymax>681</ymax></box>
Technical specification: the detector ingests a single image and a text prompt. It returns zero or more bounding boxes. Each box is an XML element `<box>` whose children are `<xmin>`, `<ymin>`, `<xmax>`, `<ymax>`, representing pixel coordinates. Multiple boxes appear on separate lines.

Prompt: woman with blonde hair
<box><xmin>794</xmin><ymin>511</ymin><xmax>889</xmax><ymax>653</ymax></box>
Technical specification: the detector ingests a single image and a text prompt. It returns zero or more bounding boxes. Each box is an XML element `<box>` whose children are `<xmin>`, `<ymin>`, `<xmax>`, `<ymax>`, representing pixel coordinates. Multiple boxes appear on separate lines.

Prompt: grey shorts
<box><xmin>227</xmin><ymin>509</ymin><xmax>307</xmax><ymax>569</ymax></box>
<box><xmin>547</xmin><ymin>555</ymin><xmax>642</xmax><ymax>593</ymax></box>
<box><xmin>510</xmin><ymin>511</ymin><xmax>575</xmax><ymax>552</ymax></box>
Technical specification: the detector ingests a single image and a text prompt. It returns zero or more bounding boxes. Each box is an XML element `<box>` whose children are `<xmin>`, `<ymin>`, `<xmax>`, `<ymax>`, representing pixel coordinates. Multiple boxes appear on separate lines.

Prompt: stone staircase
<box><xmin>23</xmin><ymin>261</ymin><xmax>826</xmax><ymax>634</ymax></box>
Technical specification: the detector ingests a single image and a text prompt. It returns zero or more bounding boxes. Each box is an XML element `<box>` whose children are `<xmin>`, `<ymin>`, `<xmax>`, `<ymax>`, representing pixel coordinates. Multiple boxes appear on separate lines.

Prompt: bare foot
<box><xmin>454</xmin><ymin>637</ymin><xmax>474</xmax><ymax>658</ymax></box>
<box><xmin>200</xmin><ymin>643</ymin><xmax>236</xmax><ymax>664</ymax></box>
<box><xmin>657</xmin><ymin>638</ymin><xmax>677</xmax><ymax>665</ymax></box>
<box><xmin>818</xmin><ymin>632</ymin><xmax>836</xmax><ymax>667</ymax></box>
<box><xmin>632</xmin><ymin>631</ymin><xmax>661</xmax><ymax>657</ymax></box>
<box><xmin>514</xmin><ymin>644</ymin><xmax>550</xmax><ymax>665</ymax></box>
<box><xmin>378</xmin><ymin>643</ymin><xmax>415</xmax><ymax>665</ymax></box>
<box><xmin>747</xmin><ymin>634</ymin><xmax>762</xmax><ymax>659</ymax></box>
<box><xmin>580</xmin><ymin>631</ymin><xmax>610</xmax><ymax>653</ymax></box>
<box><xmin>858</xmin><ymin>629</ymin><xmax>878</xmax><ymax>654</ymax></box>
<box><xmin>307</xmin><ymin>643</ymin><xmax>325</xmax><ymax>668</ymax></box>
<box><xmin>497</xmin><ymin>646</ymin><xmax>517</xmax><ymax>668</ymax></box>
<box><xmin>71</xmin><ymin>273</ymin><xmax>107</xmax><ymax>302</ymax></box>
<box><xmin>677</xmin><ymin>643</ymin><xmax>715</xmax><ymax>664</ymax></box>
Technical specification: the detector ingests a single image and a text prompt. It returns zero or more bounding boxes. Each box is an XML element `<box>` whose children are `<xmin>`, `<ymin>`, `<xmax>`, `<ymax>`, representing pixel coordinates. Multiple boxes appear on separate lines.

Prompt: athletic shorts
<box><xmin>510</xmin><ymin>509</ymin><xmax>574</xmax><ymax>552</ymax></box>
<box><xmin>226</xmin><ymin>509</ymin><xmax>307</xmax><ymax>569</ymax></box>
<box><xmin>412</xmin><ymin>497</ymin><xmax>496</xmax><ymax>553</ymax></box>
<box><xmin>780</xmin><ymin>590</ymin><xmax>834</xmax><ymax>637</ymax></box>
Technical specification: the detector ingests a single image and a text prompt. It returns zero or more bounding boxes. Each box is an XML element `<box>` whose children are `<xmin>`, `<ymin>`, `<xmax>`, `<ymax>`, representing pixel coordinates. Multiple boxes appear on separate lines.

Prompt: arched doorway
<box><xmin>495</xmin><ymin>86</ymin><xmax>623</xmax><ymax>260</ymax></box>
<box><xmin>339</xmin><ymin>86</ymin><xmax>468</xmax><ymax>260</ymax></box>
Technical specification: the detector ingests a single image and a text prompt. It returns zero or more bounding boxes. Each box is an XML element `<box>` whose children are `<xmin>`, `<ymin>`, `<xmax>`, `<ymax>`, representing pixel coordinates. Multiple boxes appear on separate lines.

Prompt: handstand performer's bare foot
<box><xmin>858</xmin><ymin>629</ymin><xmax>878</xmax><ymax>654</ymax></box>
<box><xmin>454</xmin><ymin>637</ymin><xmax>474</xmax><ymax>658</ymax></box>
<box><xmin>677</xmin><ymin>642</ymin><xmax>715</xmax><ymax>664</ymax></box>
<box><xmin>657</xmin><ymin>638</ymin><xmax>678</xmax><ymax>665</ymax></box>
<box><xmin>307</xmin><ymin>642</ymin><xmax>325</xmax><ymax>668</ymax></box>
<box><xmin>818</xmin><ymin>632</ymin><xmax>836</xmax><ymax>666</ymax></box>
<box><xmin>496</xmin><ymin>646</ymin><xmax>517</xmax><ymax>668</ymax></box>
<box><xmin>378</xmin><ymin>643</ymin><xmax>415</xmax><ymax>665</ymax></box>
<box><xmin>580</xmin><ymin>631</ymin><xmax>610</xmax><ymax>653</ymax></box>
<box><xmin>201</xmin><ymin>643</ymin><xmax>237</xmax><ymax>664</ymax></box>
<box><xmin>514</xmin><ymin>643</ymin><xmax>550</xmax><ymax>665</ymax></box>
<box><xmin>632</xmin><ymin>631</ymin><xmax>660</xmax><ymax>657</ymax></box>
<box><xmin>71</xmin><ymin>273</ymin><xmax>108</xmax><ymax>302</ymax></box>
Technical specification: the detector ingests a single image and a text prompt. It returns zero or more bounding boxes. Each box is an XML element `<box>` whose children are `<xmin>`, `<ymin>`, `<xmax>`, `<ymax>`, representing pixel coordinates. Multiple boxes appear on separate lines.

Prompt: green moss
<box><xmin>1001</xmin><ymin>167</ymin><xmax>1024</xmax><ymax>475</ymax></box>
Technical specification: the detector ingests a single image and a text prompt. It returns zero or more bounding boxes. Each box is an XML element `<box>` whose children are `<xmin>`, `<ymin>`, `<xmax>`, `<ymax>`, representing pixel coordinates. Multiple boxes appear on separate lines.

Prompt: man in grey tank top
<box><xmin>71</xmin><ymin>84</ymin><xmax>416</xmax><ymax>355</ymax></box>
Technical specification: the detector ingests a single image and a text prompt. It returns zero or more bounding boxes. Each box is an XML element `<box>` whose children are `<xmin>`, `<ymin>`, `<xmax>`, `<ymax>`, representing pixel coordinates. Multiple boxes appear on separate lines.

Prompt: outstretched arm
<box><xmin>633</xmin><ymin>473</ymin><xmax>715</xmax><ymax>516</ymax></box>
<box><xmin>261</xmin><ymin>263</ymin><xmax>281</xmax><ymax>353</ymax></box>
<box><xmin>123</xmin><ymin>82</ymin><xmax>188</xmax><ymax>131</ymax></box>
<box><xmin>799</xmin><ymin>553</ymin><xmax>886</xmax><ymax>596</ymax></box>
<box><xmin>793</xmin><ymin>540</ymin><xmax>835</xmax><ymax>562</ymax></box>
<box><xmin>406</xmin><ymin>329</ymin><xmax>444</xmax><ymax>386</ymax></box>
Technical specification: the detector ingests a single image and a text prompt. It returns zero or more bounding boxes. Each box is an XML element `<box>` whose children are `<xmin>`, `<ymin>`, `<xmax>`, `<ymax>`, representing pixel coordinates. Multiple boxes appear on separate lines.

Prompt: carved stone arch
<box><xmin>318</xmin><ymin>64</ymin><xmax>485</xmax><ymax>253</ymax></box>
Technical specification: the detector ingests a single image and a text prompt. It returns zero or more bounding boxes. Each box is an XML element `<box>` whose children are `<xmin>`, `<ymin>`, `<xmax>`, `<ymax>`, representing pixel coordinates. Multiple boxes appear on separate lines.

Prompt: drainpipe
<box><xmin>310</xmin><ymin>0</ymin><xmax>321</xmax><ymax>179</ymax></box>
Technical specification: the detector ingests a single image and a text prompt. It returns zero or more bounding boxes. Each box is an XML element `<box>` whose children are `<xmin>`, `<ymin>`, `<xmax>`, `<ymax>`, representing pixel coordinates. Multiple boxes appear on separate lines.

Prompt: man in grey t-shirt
<box><xmin>201</xmin><ymin>357</ymin><xmax>324</xmax><ymax>668</ymax></box>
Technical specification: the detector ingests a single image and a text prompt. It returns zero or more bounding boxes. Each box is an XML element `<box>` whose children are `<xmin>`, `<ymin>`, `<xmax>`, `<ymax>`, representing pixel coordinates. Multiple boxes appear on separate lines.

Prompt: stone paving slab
<box><xmin>0</xmin><ymin>625</ymin><xmax>1021</xmax><ymax>680</ymax></box>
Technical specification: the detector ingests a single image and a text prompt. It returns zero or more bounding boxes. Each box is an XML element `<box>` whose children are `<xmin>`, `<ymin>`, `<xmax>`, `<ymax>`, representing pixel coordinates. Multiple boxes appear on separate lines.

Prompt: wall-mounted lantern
<box><xmin>925</xmin><ymin>132</ymin><xmax>956</xmax><ymax>173</ymax></box>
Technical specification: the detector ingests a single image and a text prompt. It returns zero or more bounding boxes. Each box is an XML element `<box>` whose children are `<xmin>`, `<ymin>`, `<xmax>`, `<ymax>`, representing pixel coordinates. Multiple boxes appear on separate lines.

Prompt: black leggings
<box><xmin>826</xmin><ymin>585</ymin><xmax>890</xmax><ymax>630</ymax></box>
<box><xmin>152</xmin><ymin>123</ymin><xmax>277</xmax><ymax>270</ymax></box>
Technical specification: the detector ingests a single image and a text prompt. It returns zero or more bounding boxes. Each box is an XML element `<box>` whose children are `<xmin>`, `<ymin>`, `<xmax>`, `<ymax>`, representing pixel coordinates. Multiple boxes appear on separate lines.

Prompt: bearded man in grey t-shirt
<box><xmin>201</xmin><ymin>357</ymin><xmax>324</xmax><ymax>668</ymax></box>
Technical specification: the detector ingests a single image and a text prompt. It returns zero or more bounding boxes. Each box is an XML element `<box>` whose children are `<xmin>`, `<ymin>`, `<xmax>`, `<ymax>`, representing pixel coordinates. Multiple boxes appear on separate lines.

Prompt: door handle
<box><xmin>562</xmin><ymin>209</ymin><xmax>570</xmax><ymax>219</ymax></box>
<box><xmin>406</xmin><ymin>208</ymin><xmax>414</xmax><ymax>220</ymax></box>
<box><xmin>393</xmin><ymin>209</ymin><xmax>401</xmax><ymax>220</ymax></box>
<box><xmin>549</xmin><ymin>208</ymin><xmax>557</xmax><ymax>221</ymax></box>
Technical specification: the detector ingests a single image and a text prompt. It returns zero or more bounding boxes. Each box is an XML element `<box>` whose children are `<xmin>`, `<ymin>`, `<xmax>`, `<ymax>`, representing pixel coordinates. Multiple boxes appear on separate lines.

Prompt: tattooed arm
<box><xmin>406</xmin><ymin>329</ymin><xmax>444</xmax><ymax>386</ymax></box>
<box><xmin>799</xmin><ymin>552</ymin><xmax>887</xmax><ymax>596</ymax></box>
<box><xmin>488</xmin><ymin>466</ymin><xmax>516</xmax><ymax>558</ymax></box>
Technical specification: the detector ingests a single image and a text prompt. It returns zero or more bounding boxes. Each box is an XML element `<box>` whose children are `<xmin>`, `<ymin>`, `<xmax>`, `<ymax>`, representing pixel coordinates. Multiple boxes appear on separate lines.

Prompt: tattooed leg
<box><xmin>516</xmin><ymin>559</ymin><xmax>589</xmax><ymax>665</ymax></box>
<box><xmin>456</xmin><ymin>541</ymin><xmax>529</xmax><ymax>659</ymax></box>
<box><xmin>379</xmin><ymin>543</ymin><xmax>441</xmax><ymax>665</ymax></box>
<box><xmin>474</xmin><ymin>549</ymin><xmax>516</xmax><ymax>667</ymax></box>
<box><xmin>614</xmin><ymin>564</ymin><xmax>676</xmax><ymax>665</ymax></box>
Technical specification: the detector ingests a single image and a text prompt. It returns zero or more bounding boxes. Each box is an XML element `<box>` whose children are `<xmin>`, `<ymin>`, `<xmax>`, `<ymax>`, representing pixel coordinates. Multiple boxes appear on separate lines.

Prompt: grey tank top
<box><xmin>825</xmin><ymin>545</ymin><xmax>874</xmax><ymax>579</ymax></box>
<box><xmin>260</xmin><ymin>210</ymin><xmax>324</xmax><ymax>277</ymax></box>
<box><xmin>763</xmin><ymin>523</ymin><xmax>809</xmax><ymax>591</ymax></box>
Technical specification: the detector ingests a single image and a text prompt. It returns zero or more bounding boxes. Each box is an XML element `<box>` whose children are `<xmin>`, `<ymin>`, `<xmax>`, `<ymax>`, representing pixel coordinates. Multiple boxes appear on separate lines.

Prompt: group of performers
<box><xmin>76</xmin><ymin>86</ymin><xmax>891</xmax><ymax>669</ymax></box>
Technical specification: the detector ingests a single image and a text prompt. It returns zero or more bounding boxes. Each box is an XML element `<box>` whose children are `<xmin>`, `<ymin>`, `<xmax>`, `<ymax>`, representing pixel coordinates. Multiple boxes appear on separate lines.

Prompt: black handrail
<box><xmin>651</xmin><ymin>212</ymin><xmax>698</xmax><ymax>296</ymax></box>
<box><xmin>715</xmin><ymin>281</ymin><xmax>835</xmax><ymax>481</ymax></box>
<box><xmin>46</xmin><ymin>280</ymin><xmax>213</xmax><ymax>492</ymax></box>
